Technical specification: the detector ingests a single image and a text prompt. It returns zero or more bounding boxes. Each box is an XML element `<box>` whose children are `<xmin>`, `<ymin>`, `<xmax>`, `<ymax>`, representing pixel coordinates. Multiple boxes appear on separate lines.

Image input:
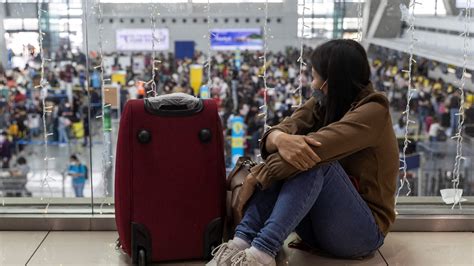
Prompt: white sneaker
<box><xmin>206</xmin><ymin>242</ymin><xmax>242</xmax><ymax>266</ymax></box>
<box><xmin>230</xmin><ymin>250</ymin><xmax>276</xmax><ymax>266</ymax></box>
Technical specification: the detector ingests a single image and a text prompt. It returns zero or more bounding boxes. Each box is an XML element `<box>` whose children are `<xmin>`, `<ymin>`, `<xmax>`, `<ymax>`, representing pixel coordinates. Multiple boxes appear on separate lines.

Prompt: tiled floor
<box><xmin>1</xmin><ymin>231</ymin><xmax>473</xmax><ymax>265</ymax></box>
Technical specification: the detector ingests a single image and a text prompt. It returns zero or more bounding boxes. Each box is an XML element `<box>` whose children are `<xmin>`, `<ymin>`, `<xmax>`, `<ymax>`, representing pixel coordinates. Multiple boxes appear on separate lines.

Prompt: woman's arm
<box><xmin>266</xmin><ymin>130</ymin><xmax>322</xmax><ymax>170</ymax></box>
<box><xmin>251</xmin><ymin>101</ymin><xmax>390</xmax><ymax>189</ymax></box>
<box><xmin>264</xmin><ymin>130</ymin><xmax>284</xmax><ymax>155</ymax></box>
<box><xmin>260</xmin><ymin>97</ymin><xmax>321</xmax><ymax>159</ymax></box>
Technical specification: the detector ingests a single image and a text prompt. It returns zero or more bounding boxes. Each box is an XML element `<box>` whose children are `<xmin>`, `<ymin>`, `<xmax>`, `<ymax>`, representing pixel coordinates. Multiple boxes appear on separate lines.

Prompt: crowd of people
<box><xmin>1</xmin><ymin>43</ymin><xmax>474</xmax><ymax>196</ymax></box>
<box><xmin>369</xmin><ymin>46</ymin><xmax>474</xmax><ymax>142</ymax></box>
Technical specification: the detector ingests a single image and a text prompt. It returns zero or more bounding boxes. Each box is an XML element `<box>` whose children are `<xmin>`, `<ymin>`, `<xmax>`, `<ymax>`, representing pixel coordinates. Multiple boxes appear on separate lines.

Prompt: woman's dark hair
<box><xmin>70</xmin><ymin>155</ymin><xmax>79</xmax><ymax>161</ymax></box>
<box><xmin>310</xmin><ymin>39</ymin><xmax>371</xmax><ymax>125</ymax></box>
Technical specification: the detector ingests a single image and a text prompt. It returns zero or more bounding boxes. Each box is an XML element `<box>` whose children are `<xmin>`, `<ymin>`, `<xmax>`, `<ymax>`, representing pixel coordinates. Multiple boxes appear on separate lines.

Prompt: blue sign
<box><xmin>211</xmin><ymin>28</ymin><xmax>263</xmax><ymax>51</ymax></box>
<box><xmin>175</xmin><ymin>41</ymin><xmax>195</xmax><ymax>60</ymax></box>
<box><xmin>231</xmin><ymin>116</ymin><xmax>245</xmax><ymax>167</ymax></box>
<box><xmin>91</xmin><ymin>71</ymin><xmax>101</xmax><ymax>89</ymax></box>
<box><xmin>200</xmin><ymin>85</ymin><xmax>210</xmax><ymax>99</ymax></box>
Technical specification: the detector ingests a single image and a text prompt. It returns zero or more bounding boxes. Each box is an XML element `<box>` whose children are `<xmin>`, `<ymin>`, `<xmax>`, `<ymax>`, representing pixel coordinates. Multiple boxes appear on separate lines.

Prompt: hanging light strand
<box><xmin>396</xmin><ymin>0</ymin><xmax>420</xmax><ymax>204</ymax></box>
<box><xmin>147</xmin><ymin>2</ymin><xmax>159</xmax><ymax>97</ymax></box>
<box><xmin>37</xmin><ymin>0</ymin><xmax>54</xmax><ymax>214</ymax></box>
<box><xmin>97</xmin><ymin>1</ymin><xmax>113</xmax><ymax>214</ymax></box>
<box><xmin>256</xmin><ymin>0</ymin><xmax>272</xmax><ymax>162</ymax></box>
<box><xmin>260</xmin><ymin>0</ymin><xmax>271</xmax><ymax>132</ymax></box>
<box><xmin>206</xmin><ymin>0</ymin><xmax>212</xmax><ymax>90</ymax></box>
<box><xmin>450</xmin><ymin>0</ymin><xmax>470</xmax><ymax>209</ymax></box>
<box><xmin>356</xmin><ymin>0</ymin><xmax>363</xmax><ymax>42</ymax></box>
<box><xmin>293</xmin><ymin>2</ymin><xmax>309</xmax><ymax>109</ymax></box>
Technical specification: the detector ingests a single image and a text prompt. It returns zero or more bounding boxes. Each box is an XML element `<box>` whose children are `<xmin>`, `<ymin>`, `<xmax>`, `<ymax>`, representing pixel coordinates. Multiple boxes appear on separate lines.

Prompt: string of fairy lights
<box><xmin>255</xmin><ymin>0</ymin><xmax>272</xmax><ymax>162</ymax></box>
<box><xmin>294</xmin><ymin>2</ymin><xmax>310</xmax><ymax>109</ymax></box>
<box><xmin>147</xmin><ymin>2</ymin><xmax>160</xmax><ymax>97</ymax></box>
<box><xmin>356</xmin><ymin>0</ymin><xmax>363</xmax><ymax>42</ymax></box>
<box><xmin>206</xmin><ymin>0</ymin><xmax>213</xmax><ymax>93</ymax></box>
<box><xmin>396</xmin><ymin>0</ymin><xmax>419</xmax><ymax>204</ymax></box>
<box><xmin>450</xmin><ymin>0</ymin><xmax>470</xmax><ymax>209</ymax></box>
<box><xmin>96</xmin><ymin>0</ymin><xmax>113</xmax><ymax>214</ymax></box>
<box><xmin>37</xmin><ymin>0</ymin><xmax>54</xmax><ymax>214</ymax></box>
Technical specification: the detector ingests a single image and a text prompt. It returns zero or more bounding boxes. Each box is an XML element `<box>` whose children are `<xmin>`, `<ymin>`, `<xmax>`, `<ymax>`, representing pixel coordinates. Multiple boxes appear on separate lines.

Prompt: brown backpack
<box><xmin>224</xmin><ymin>156</ymin><xmax>257</xmax><ymax>241</ymax></box>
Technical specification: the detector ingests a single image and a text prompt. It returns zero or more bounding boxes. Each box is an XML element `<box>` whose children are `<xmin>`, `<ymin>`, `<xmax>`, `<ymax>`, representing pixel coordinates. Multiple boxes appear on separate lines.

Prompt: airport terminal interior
<box><xmin>0</xmin><ymin>0</ymin><xmax>474</xmax><ymax>265</ymax></box>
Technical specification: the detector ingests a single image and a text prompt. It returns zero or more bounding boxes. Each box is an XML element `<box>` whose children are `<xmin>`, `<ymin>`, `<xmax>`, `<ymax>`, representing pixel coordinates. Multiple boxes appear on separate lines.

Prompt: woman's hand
<box><xmin>276</xmin><ymin>133</ymin><xmax>322</xmax><ymax>171</ymax></box>
<box><xmin>235</xmin><ymin>173</ymin><xmax>258</xmax><ymax>223</ymax></box>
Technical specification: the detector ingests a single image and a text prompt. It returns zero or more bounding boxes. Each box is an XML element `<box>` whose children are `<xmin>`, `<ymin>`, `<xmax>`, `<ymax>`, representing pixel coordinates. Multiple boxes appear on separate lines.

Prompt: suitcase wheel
<box><xmin>204</xmin><ymin>218</ymin><xmax>223</xmax><ymax>260</ymax></box>
<box><xmin>138</xmin><ymin>249</ymin><xmax>146</xmax><ymax>266</ymax></box>
<box><xmin>132</xmin><ymin>223</ymin><xmax>151</xmax><ymax>265</ymax></box>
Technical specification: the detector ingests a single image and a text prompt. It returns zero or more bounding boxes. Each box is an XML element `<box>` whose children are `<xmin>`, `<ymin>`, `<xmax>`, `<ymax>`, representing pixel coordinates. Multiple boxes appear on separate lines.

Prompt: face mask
<box><xmin>312</xmin><ymin>80</ymin><xmax>328</xmax><ymax>106</ymax></box>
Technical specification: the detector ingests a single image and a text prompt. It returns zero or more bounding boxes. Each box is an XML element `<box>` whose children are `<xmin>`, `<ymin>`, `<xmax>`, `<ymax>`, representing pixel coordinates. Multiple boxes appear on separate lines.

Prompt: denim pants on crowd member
<box><xmin>58</xmin><ymin>127</ymin><xmax>69</xmax><ymax>144</ymax></box>
<box><xmin>73</xmin><ymin>181</ymin><xmax>85</xmax><ymax>197</ymax></box>
<box><xmin>235</xmin><ymin>161</ymin><xmax>385</xmax><ymax>259</ymax></box>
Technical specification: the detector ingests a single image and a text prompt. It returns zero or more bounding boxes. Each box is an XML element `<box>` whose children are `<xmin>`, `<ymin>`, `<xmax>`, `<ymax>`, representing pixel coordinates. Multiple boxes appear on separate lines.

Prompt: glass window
<box><xmin>415</xmin><ymin>0</ymin><xmax>447</xmax><ymax>15</ymax></box>
<box><xmin>0</xmin><ymin>0</ymin><xmax>472</xmax><ymax>221</ymax></box>
<box><xmin>23</xmin><ymin>18</ymin><xmax>39</xmax><ymax>31</ymax></box>
<box><xmin>3</xmin><ymin>19</ymin><xmax>23</xmax><ymax>31</ymax></box>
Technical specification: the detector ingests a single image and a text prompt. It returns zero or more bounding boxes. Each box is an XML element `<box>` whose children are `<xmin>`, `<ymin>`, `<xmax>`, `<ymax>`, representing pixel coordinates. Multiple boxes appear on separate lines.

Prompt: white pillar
<box><xmin>0</xmin><ymin>4</ymin><xmax>8</xmax><ymax>69</ymax></box>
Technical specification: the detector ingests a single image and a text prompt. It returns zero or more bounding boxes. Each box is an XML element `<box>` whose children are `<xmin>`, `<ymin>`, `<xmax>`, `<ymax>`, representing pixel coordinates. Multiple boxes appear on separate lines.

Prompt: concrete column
<box><xmin>0</xmin><ymin>4</ymin><xmax>9</xmax><ymax>69</ymax></box>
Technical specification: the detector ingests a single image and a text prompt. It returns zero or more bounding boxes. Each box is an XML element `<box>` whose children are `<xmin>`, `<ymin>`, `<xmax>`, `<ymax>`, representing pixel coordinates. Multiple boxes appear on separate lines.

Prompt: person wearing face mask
<box><xmin>67</xmin><ymin>155</ymin><xmax>87</xmax><ymax>197</ymax></box>
<box><xmin>208</xmin><ymin>40</ymin><xmax>399</xmax><ymax>266</ymax></box>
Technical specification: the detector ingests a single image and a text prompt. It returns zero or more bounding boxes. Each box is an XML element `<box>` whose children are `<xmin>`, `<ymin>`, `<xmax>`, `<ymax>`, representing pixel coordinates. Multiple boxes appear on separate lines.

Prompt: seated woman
<box><xmin>207</xmin><ymin>39</ymin><xmax>399</xmax><ymax>266</ymax></box>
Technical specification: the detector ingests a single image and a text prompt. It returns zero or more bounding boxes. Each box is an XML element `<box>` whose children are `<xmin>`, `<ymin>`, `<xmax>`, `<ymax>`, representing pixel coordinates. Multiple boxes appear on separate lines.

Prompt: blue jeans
<box><xmin>58</xmin><ymin>127</ymin><xmax>69</xmax><ymax>144</ymax></box>
<box><xmin>235</xmin><ymin>162</ymin><xmax>384</xmax><ymax>259</ymax></box>
<box><xmin>73</xmin><ymin>182</ymin><xmax>85</xmax><ymax>197</ymax></box>
<box><xmin>29</xmin><ymin>127</ymin><xmax>40</xmax><ymax>139</ymax></box>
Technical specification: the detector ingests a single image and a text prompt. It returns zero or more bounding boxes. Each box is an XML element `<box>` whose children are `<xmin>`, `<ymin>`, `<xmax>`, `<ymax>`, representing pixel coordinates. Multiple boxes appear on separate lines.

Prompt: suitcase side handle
<box><xmin>144</xmin><ymin>92</ymin><xmax>204</xmax><ymax>116</ymax></box>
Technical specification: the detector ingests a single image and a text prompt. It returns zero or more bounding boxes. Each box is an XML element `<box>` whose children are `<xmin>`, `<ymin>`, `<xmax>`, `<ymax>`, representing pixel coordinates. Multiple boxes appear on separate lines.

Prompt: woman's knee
<box><xmin>295</xmin><ymin>161</ymin><xmax>343</xmax><ymax>184</ymax></box>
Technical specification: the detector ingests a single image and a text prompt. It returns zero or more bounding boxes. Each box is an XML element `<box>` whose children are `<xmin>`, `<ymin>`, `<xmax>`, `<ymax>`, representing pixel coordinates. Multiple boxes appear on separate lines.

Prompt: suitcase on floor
<box><xmin>115</xmin><ymin>93</ymin><xmax>226</xmax><ymax>265</ymax></box>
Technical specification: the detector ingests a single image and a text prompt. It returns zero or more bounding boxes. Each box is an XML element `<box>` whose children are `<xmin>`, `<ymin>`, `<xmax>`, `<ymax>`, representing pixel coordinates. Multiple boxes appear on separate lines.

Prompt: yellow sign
<box><xmin>111</xmin><ymin>72</ymin><xmax>127</xmax><ymax>86</ymax></box>
<box><xmin>190</xmin><ymin>65</ymin><xmax>203</xmax><ymax>96</ymax></box>
<box><xmin>231</xmin><ymin>138</ymin><xmax>244</xmax><ymax>148</ymax></box>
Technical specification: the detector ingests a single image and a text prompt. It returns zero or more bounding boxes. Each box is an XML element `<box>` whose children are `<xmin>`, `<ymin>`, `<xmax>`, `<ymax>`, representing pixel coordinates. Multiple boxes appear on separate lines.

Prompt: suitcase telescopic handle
<box><xmin>144</xmin><ymin>93</ymin><xmax>204</xmax><ymax>116</ymax></box>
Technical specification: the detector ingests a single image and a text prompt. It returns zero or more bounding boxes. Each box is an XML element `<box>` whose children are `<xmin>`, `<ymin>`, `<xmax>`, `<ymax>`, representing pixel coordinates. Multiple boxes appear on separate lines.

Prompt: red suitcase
<box><xmin>115</xmin><ymin>93</ymin><xmax>226</xmax><ymax>264</ymax></box>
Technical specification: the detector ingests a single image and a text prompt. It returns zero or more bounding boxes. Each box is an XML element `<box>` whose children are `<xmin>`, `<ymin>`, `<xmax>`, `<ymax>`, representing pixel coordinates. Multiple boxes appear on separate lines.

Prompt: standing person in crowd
<box><xmin>57</xmin><ymin>114</ymin><xmax>70</xmax><ymax>146</ymax></box>
<box><xmin>119</xmin><ymin>81</ymin><xmax>129</xmax><ymax>114</ymax></box>
<box><xmin>0</xmin><ymin>132</ymin><xmax>11</xmax><ymax>169</ymax></box>
<box><xmin>417</xmin><ymin>91</ymin><xmax>431</xmax><ymax>133</ymax></box>
<box><xmin>82</xmin><ymin>106</ymin><xmax>90</xmax><ymax>147</ymax></box>
<box><xmin>448</xmin><ymin>90</ymin><xmax>461</xmax><ymax>136</ymax></box>
<box><xmin>28</xmin><ymin>112</ymin><xmax>41</xmax><ymax>139</ymax></box>
<box><xmin>68</xmin><ymin>155</ymin><xmax>87</xmax><ymax>198</ymax></box>
<box><xmin>428</xmin><ymin>117</ymin><xmax>443</xmax><ymax>142</ymax></box>
<box><xmin>393</xmin><ymin>115</ymin><xmax>406</xmax><ymax>137</ymax></box>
